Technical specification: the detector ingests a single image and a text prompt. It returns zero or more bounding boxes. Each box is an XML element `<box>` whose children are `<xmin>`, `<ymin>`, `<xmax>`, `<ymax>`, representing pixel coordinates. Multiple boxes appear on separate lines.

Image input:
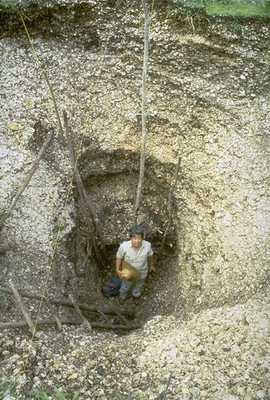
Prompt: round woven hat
<box><xmin>120</xmin><ymin>260</ymin><xmax>140</xmax><ymax>282</ymax></box>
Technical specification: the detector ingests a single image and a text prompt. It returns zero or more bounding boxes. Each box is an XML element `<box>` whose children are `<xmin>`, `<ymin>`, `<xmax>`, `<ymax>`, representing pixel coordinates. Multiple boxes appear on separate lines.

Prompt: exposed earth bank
<box><xmin>0</xmin><ymin>1</ymin><xmax>269</xmax><ymax>399</ymax></box>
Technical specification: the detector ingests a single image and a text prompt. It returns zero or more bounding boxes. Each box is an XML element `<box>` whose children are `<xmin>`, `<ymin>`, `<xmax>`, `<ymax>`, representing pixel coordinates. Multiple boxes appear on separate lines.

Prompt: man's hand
<box><xmin>149</xmin><ymin>264</ymin><xmax>155</xmax><ymax>274</ymax></box>
<box><xmin>148</xmin><ymin>255</ymin><xmax>155</xmax><ymax>274</ymax></box>
<box><xmin>116</xmin><ymin>269</ymin><xmax>123</xmax><ymax>279</ymax></box>
<box><xmin>116</xmin><ymin>257</ymin><xmax>122</xmax><ymax>278</ymax></box>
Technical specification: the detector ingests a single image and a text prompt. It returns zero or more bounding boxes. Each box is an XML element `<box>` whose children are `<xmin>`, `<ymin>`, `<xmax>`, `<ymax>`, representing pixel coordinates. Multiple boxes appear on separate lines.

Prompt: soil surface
<box><xmin>0</xmin><ymin>1</ymin><xmax>269</xmax><ymax>399</ymax></box>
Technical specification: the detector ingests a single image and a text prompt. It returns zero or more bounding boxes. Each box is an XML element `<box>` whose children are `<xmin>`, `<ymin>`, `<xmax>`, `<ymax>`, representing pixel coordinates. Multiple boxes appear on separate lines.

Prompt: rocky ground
<box><xmin>0</xmin><ymin>1</ymin><xmax>269</xmax><ymax>399</ymax></box>
<box><xmin>0</xmin><ymin>289</ymin><xmax>269</xmax><ymax>399</ymax></box>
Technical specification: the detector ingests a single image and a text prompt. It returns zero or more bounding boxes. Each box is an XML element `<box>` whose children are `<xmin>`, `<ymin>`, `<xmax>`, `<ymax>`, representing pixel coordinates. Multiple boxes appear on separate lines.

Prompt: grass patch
<box><xmin>0</xmin><ymin>380</ymin><xmax>17</xmax><ymax>399</ymax></box>
<box><xmin>0</xmin><ymin>0</ymin><xmax>42</xmax><ymax>19</ymax></box>
<box><xmin>207</xmin><ymin>0</ymin><xmax>270</xmax><ymax>17</ymax></box>
<box><xmin>176</xmin><ymin>0</ymin><xmax>270</xmax><ymax>17</ymax></box>
<box><xmin>0</xmin><ymin>0</ymin><xmax>38</xmax><ymax>8</ymax></box>
<box><xmin>0</xmin><ymin>381</ymin><xmax>80</xmax><ymax>400</ymax></box>
<box><xmin>1</xmin><ymin>0</ymin><xmax>270</xmax><ymax>17</ymax></box>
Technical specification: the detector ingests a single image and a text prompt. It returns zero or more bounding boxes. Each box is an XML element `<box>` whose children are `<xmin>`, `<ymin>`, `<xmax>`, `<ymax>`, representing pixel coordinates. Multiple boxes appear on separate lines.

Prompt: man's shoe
<box><xmin>119</xmin><ymin>297</ymin><xmax>126</xmax><ymax>305</ymax></box>
<box><xmin>132</xmin><ymin>296</ymin><xmax>141</xmax><ymax>305</ymax></box>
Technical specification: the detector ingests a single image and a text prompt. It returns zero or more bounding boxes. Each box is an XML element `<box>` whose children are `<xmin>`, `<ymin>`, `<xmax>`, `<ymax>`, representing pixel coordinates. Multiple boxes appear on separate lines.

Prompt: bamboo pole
<box><xmin>158</xmin><ymin>157</ymin><xmax>181</xmax><ymax>259</ymax></box>
<box><xmin>134</xmin><ymin>0</ymin><xmax>151</xmax><ymax>223</ymax></box>
<box><xmin>19</xmin><ymin>13</ymin><xmax>65</xmax><ymax>143</ymax></box>
<box><xmin>69</xmin><ymin>294</ymin><xmax>92</xmax><ymax>332</ymax></box>
<box><xmin>9</xmin><ymin>279</ymin><xmax>36</xmax><ymax>336</ymax></box>
<box><xmin>0</xmin><ymin>286</ymin><xmax>134</xmax><ymax>318</ymax></box>
<box><xmin>63</xmin><ymin>110</ymin><xmax>108</xmax><ymax>269</ymax></box>
<box><xmin>0</xmin><ymin>244</ymin><xmax>10</xmax><ymax>254</ymax></box>
<box><xmin>0</xmin><ymin>130</ymin><xmax>53</xmax><ymax>229</ymax></box>
<box><xmin>168</xmin><ymin>157</ymin><xmax>181</xmax><ymax>225</ymax></box>
<box><xmin>45</xmin><ymin>294</ymin><xmax>62</xmax><ymax>331</ymax></box>
<box><xmin>0</xmin><ymin>319</ymin><xmax>140</xmax><ymax>331</ymax></box>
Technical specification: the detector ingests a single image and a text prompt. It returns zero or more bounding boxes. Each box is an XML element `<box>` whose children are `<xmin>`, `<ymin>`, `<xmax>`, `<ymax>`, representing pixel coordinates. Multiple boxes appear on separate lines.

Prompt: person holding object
<box><xmin>116</xmin><ymin>225</ymin><xmax>155</xmax><ymax>305</ymax></box>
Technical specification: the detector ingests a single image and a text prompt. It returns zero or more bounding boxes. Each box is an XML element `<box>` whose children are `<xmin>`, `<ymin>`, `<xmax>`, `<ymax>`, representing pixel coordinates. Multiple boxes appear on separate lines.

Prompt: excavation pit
<box><xmin>67</xmin><ymin>148</ymin><xmax>183</xmax><ymax>326</ymax></box>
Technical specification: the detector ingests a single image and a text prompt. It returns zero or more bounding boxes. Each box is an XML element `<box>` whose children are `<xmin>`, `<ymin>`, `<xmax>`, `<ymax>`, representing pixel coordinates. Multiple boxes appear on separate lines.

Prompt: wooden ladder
<box><xmin>0</xmin><ymin>281</ymin><xmax>140</xmax><ymax>336</ymax></box>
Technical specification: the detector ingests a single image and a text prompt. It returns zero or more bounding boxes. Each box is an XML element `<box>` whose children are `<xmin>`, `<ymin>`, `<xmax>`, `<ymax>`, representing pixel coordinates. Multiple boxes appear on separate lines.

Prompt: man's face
<box><xmin>131</xmin><ymin>234</ymin><xmax>143</xmax><ymax>249</ymax></box>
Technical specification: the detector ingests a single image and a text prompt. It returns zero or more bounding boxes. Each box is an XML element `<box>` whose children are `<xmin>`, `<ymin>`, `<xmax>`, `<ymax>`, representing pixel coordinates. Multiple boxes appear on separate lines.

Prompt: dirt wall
<box><xmin>0</xmin><ymin>0</ymin><xmax>269</xmax><ymax>314</ymax></box>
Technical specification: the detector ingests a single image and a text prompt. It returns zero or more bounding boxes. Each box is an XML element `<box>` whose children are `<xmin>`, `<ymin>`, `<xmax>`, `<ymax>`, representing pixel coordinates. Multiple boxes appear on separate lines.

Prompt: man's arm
<box><xmin>148</xmin><ymin>255</ymin><xmax>155</xmax><ymax>273</ymax></box>
<box><xmin>116</xmin><ymin>257</ymin><xmax>123</xmax><ymax>278</ymax></box>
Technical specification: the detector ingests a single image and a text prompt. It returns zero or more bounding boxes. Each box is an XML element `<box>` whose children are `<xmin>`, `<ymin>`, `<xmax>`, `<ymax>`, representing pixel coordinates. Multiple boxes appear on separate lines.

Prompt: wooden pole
<box><xmin>168</xmin><ymin>157</ymin><xmax>181</xmax><ymax>225</ymax></box>
<box><xmin>9</xmin><ymin>279</ymin><xmax>36</xmax><ymax>336</ymax></box>
<box><xmin>63</xmin><ymin>110</ymin><xmax>108</xmax><ymax>269</ymax></box>
<box><xmin>0</xmin><ymin>244</ymin><xmax>10</xmax><ymax>254</ymax></box>
<box><xmin>19</xmin><ymin>13</ymin><xmax>65</xmax><ymax>143</ymax></box>
<box><xmin>69</xmin><ymin>294</ymin><xmax>92</xmax><ymax>332</ymax></box>
<box><xmin>45</xmin><ymin>294</ymin><xmax>62</xmax><ymax>331</ymax></box>
<box><xmin>0</xmin><ymin>286</ymin><xmax>134</xmax><ymax>318</ymax></box>
<box><xmin>0</xmin><ymin>130</ymin><xmax>53</xmax><ymax>229</ymax></box>
<box><xmin>134</xmin><ymin>0</ymin><xmax>151</xmax><ymax>223</ymax></box>
<box><xmin>158</xmin><ymin>157</ymin><xmax>181</xmax><ymax>259</ymax></box>
<box><xmin>0</xmin><ymin>319</ymin><xmax>140</xmax><ymax>331</ymax></box>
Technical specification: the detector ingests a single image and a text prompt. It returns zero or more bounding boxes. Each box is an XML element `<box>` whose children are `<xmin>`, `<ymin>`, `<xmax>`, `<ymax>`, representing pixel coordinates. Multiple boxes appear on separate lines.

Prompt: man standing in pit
<box><xmin>116</xmin><ymin>225</ymin><xmax>155</xmax><ymax>305</ymax></box>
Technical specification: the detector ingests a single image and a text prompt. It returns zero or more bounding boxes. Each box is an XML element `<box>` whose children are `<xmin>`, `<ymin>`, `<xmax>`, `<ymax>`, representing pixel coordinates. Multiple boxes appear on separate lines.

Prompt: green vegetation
<box><xmin>0</xmin><ymin>381</ymin><xmax>17</xmax><ymax>399</ymax></box>
<box><xmin>0</xmin><ymin>381</ymin><xmax>80</xmax><ymax>400</ymax></box>
<box><xmin>175</xmin><ymin>0</ymin><xmax>270</xmax><ymax>17</ymax></box>
<box><xmin>0</xmin><ymin>0</ymin><xmax>41</xmax><ymax>16</ymax></box>
<box><xmin>1</xmin><ymin>0</ymin><xmax>270</xmax><ymax>17</ymax></box>
<box><xmin>33</xmin><ymin>388</ymin><xmax>80</xmax><ymax>400</ymax></box>
<box><xmin>0</xmin><ymin>381</ymin><xmax>138</xmax><ymax>400</ymax></box>
<box><xmin>0</xmin><ymin>0</ymin><xmax>38</xmax><ymax>8</ymax></box>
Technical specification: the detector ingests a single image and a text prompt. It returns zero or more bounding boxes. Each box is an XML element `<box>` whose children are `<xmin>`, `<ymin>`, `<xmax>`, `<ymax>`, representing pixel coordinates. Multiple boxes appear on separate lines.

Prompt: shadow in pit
<box><xmin>66</xmin><ymin>148</ymin><xmax>181</xmax><ymax>327</ymax></box>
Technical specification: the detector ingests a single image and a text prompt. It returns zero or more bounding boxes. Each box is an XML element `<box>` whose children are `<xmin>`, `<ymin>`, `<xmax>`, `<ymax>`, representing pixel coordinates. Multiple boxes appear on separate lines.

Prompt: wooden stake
<box><xmin>69</xmin><ymin>294</ymin><xmax>92</xmax><ymax>332</ymax></box>
<box><xmin>0</xmin><ymin>319</ymin><xmax>140</xmax><ymax>331</ymax></box>
<box><xmin>0</xmin><ymin>244</ymin><xmax>10</xmax><ymax>254</ymax></box>
<box><xmin>19</xmin><ymin>13</ymin><xmax>65</xmax><ymax>143</ymax></box>
<box><xmin>0</xmin><ymin>286</ymin><xmax>134</xmax><ymax>318</ymax></box>
<box><xmin>134</xmin><ymin>0</ymin><xmax>151</xmax><ymax>223</ymax></box>
<box><xmin>0</xmin><ymin>130</ymin><xmax>53</xmax><ymax>229</ymax></box>
<box><xmin>45</xmin><ymin>294</ymin><xmax>62</xmax><ymax>331</ymax></box>
<box><xmin>134</xmin><ymin>1</ymin><xmax>156</xmax><ymax>223</ymax></box>
<box><xmin>9</xmin><ymin>279</ymin><xmax>36</xmax><ymax>336</ymax></box>
<box><xmin>63</xmin><ymin>110</ymin><xmax>108</xmax><ymax>269</ymax></box>
<box><xmin>158</xmin><ymin>157</ymin><xmax>181</xmax><ymax>259</ymax></box>
<box><xmin>98</xmin><ymin>309</ymin><xmax>113</xmax><ymax>325</ymax></box>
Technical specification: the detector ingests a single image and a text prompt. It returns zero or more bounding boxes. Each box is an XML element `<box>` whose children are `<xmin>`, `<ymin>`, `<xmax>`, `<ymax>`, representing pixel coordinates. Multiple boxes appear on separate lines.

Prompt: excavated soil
<box><xmin>0</xmin><ymin>1</ymin><xmax>269</xmax><ymax>399</ymax></box>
